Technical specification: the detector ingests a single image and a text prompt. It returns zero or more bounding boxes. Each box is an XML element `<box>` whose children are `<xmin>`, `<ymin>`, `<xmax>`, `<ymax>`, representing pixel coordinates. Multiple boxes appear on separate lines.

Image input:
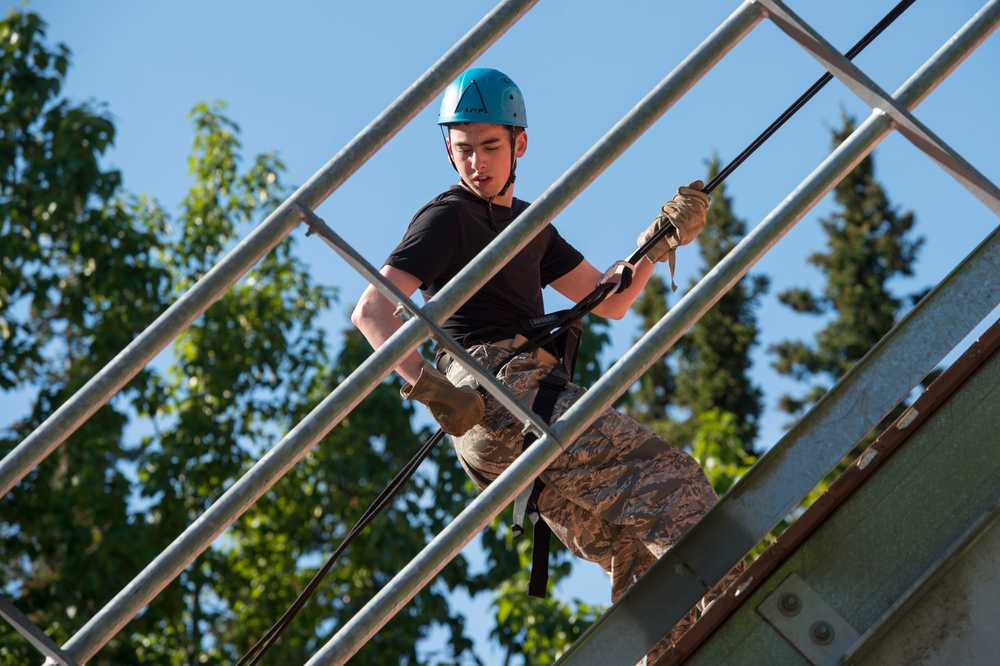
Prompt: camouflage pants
<box><xmin>446</xmin><ymin>344</ymin><xmax>735</xmax><ymax>663</ymax></box>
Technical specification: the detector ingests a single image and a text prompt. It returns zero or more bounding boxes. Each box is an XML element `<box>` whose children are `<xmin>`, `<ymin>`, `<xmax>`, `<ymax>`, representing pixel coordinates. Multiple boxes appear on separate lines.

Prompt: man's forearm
<box><xmin>592</xmin><ymin>256</ymin><xmax>656</xmax><ymax>319</ymax></box>
<box><xmin>351</xmin><ymin>286</ymin><xmax>427</xmax><ymax>385</ymax></box>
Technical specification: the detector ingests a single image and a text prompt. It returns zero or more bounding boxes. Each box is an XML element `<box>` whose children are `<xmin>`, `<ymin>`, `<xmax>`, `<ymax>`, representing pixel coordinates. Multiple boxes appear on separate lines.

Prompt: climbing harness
<box><xmin>237</xmin><ymin>1</ymin><xmax>917</xmax><ymax>661</ymax></box>
<box><xmin>439</xmin><ymin>319</ymin><xmax>583</xmax><ymax>599</ymax></box>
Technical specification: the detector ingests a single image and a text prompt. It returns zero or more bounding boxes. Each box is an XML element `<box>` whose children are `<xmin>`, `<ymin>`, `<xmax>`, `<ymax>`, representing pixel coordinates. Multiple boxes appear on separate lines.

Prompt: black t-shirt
<box><xmin>385</xmin><ymin>185</ymin><xmax>584</xmax><ymax>346</ymax></box>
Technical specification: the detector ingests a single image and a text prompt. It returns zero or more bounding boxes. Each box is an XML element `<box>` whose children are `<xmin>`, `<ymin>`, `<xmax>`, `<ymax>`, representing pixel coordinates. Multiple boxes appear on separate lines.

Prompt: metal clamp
<box><xmin>758</xmin><ymin>573</ymin><xmax>860</xmax><ymax>665</ymax></box>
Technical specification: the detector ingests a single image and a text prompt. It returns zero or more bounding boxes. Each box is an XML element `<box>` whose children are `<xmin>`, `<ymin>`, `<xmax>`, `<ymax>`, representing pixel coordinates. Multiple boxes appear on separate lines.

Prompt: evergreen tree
<box><xmin>673</xmin><ymin>155</ymin><xmax>767</xmax><ymax>458</ymax></box>
<box><xmin>770</xmin><ymin>111</ymin><xmax>925</xmax><ymax>479</ymax></box>
<box><xmin>621</xmin><ymin>159</ymin><xmax>763</xmax><ymax>493</ymax></box>
<box><xmin>574</xmin><ymin>314</ymin><xmax>612</xmax><ymax>390</ymax></box>
<box><xmin>620</xmin><ymin>274</ymin><xmax>677</xmax><ymax>423</ymax></box>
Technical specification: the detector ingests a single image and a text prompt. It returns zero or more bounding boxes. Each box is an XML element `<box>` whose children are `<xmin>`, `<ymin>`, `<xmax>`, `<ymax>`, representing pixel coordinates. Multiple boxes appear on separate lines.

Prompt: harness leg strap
<box><xmin>512</xmin><ymin>368</ymin><xmax>569</xmax><ymax>598</ymax></box>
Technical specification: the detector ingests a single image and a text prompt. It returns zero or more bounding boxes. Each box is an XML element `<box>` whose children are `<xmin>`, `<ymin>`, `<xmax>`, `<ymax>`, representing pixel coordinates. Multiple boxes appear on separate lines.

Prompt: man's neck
<box><xmin>458</xmin><ymin>181</ymin><xmax>514</xmax><ymax>208</ymax></box>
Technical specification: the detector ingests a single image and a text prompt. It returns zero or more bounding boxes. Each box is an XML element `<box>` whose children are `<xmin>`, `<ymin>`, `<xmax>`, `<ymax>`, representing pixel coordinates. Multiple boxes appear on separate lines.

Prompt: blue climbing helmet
<box><xmin>438</xmin><ymin>67</ymin><xmax>527</xmax><ymax>128</ymax></box>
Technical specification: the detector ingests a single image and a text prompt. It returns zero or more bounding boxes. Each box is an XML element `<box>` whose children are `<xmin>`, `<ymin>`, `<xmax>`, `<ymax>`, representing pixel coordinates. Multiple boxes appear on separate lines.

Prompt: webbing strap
<box><xmin>512</xmin><ymin>368</ymin><xmax>569</xmax><ymax>598</ymax></box>
<box><xmin>527</xmin><ymin>503</ymin><xmax>551</xmax><ymax>599</ymax></box>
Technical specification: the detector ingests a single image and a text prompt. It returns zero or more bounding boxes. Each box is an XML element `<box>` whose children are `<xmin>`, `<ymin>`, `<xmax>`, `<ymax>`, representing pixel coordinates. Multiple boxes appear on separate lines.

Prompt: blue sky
<box><xmin>7</xmin><ymin>0</ymin><xmax>1000</xmax><ymax>662</ymax></box>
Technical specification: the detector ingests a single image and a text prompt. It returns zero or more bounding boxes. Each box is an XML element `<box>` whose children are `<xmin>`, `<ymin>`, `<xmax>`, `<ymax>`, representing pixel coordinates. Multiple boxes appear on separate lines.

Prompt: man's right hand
<box><xmin>400</xmin><ymin>363</ymin><xmax>485</xmax><ymax>436</ymax></box>
<box><xmin>637</xmin><ymin>180</ymin><xmax>711</xmax><ymax>263</ymax></box>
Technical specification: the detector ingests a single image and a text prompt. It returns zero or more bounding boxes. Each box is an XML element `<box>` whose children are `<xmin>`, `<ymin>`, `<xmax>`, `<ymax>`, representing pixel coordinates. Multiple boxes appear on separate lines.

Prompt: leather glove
<box><xmin>400</xmin><ymin>362</ymin><xmax>485</xmax><ymax>437</ymax></box>
<box><xmin>636</xmin><ymin>180</ymin><xmax>710</xmax><ymax>289</ymax></box>
<box><xmin>637</xmin><ymin>180</ymin><xmax>710</xmax><ymax>262</ymax></box>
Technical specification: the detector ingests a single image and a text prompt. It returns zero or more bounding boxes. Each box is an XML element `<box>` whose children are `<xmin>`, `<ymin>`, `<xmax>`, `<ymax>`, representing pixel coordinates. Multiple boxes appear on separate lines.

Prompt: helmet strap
<box><xmin>497</xmin><ymin>126</ymin><xmax>518</xmax><ymax>197</ymax></box>
<box><xmin>440</xmin><ymin>125</ymin><xmax>458</xmax><ymax>173</ymax></box>
<box><xmin>440</xmin><ymin>124</ymin><xmax>518</xmax><ymax>200</ymax></box>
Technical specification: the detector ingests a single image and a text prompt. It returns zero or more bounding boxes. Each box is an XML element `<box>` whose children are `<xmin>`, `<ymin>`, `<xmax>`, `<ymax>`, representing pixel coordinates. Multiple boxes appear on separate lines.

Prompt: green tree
<box><xmin>120</xmin><ymin>102</ymin><xmax>484</xmax><ymax>664</ymax></box>
<box><xmin>1</xmin><ymin>11</ymin><xmax>482</xmax><ymax>664</ymax></box>
<box><xmin>574</xmin><ymin>314</ymin><xmax>612</xmax><ymax>389</ymax></box>
<box><xmin>620</xmin><ymin>274</ymin><xmax>677</xmax><ymax>423</ymax></box>
<box><xmin>126</xmin><ymin>100</ymin><xmax>336</xmax><ymax>664</ymax></box>
<box><xmin>770</xmin><ymin>111</ymin><xmax>925</xmax><ymax>476</ymax></box>
<box><xmin>1</xmin><ymin>9</ymin><xmax>172</xmax><ymax>664</ymax></box>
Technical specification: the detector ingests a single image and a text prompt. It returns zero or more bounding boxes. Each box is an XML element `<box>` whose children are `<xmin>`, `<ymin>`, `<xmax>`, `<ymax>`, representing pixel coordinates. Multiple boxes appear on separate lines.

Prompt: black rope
<box><xmin>702</xmin><ymin>0</ymin><xmax>917</xmax><ymax>195</ymax></box>
<box><xmin>496</xmin><ymin>0</ymin><xmax>920</xmax><ymax>392</ymax></box>
<box><xmin>236</xmin><ymin>429</ymin><xmax>446</xmax><ymax>666</ymax></box>
<box><xmin>236</xmin><ymin>2</ymin><xmax>917</xmax><ymax>662</ymax></box>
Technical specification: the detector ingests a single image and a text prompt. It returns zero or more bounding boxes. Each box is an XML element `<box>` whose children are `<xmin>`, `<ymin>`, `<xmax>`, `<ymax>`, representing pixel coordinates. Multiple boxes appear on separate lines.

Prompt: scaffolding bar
<box><xmin>51</xmin><ymin>2</ymin><xmax>539</xmax><ymax>663</ymax></box>
<box><xmin>0</xmin><ymin>198</ymin><xmax>299</xmax><ymax>497</ymax></box>
<box><xmin>303</xmin><ymin>4</ymin><xmax>767</xmax><ymax>664</ymax></box>
<box><xmin>0</xmin><ymin>595</ymin><xmax>78</xmax><ymax>666</ymax></box>
<box><xmin>0</xmin><ymin>0</ymin><xmax>539</xmax><ymax>501</ymax></box>
<box><xmin>556</xmin><ymin>4</ymin><xmax>1000</xmax><ymax>663</ymax></box>
<box><xmin>758</xmin><ymin>0</ymin><xmax>1000</xmax><ymax>215</ymax></box>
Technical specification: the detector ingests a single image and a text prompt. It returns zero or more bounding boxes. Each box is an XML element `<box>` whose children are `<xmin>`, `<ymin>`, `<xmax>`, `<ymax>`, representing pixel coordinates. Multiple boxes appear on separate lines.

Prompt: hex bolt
<box><xmin>810</xmin><ymin>620</ymin><xmax>835</xmax><ymax>645</ymax></box>
<box><xmin>778</xmin><ymin>592</ymin><xmax>801</xmax><ymax>616</ymax></box>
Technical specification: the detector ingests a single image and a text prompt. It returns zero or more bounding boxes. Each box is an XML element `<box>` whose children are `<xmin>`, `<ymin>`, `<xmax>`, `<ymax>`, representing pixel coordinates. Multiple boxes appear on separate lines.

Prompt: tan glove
<box><xmin>636</xmin><ymin>180</ymin><xmax>710</xmax><ymax>289</ymax></box>
<box><xmin>400</xmin><ymin>363</ymin><xmax>485</xmax><ymax>436</ymax></box>
<box><xmin>638</xmin><ymin>180</ymin><xmax>710</xmax><ymax>261</ymax></box>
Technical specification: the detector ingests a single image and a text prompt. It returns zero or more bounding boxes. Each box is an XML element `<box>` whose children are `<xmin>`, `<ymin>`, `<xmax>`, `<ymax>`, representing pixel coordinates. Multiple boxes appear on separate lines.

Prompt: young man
<box><xmin>352</xmin><ymin>67</ymin><xmax>733</xmax><ymax>662</ymax></box>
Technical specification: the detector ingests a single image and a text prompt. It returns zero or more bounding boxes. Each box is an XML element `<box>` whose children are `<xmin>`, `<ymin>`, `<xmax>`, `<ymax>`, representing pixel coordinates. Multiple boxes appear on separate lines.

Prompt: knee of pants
<box><xmin>536</xmin><ymin>487</ymin><xmax>614</xmax><ymax>570</ymax></box>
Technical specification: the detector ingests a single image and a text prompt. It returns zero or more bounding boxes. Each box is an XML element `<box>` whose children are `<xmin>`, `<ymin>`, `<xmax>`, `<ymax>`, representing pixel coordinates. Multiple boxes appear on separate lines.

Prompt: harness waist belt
<box><xmin>436</xmin><ymin>337</ymin><xmax>559</xmax><ymax>377</ymax></box>
<box><xmin>490</xmin><ymin>336</ymin><xmax>559</xmax><ymax>366</ymax></box>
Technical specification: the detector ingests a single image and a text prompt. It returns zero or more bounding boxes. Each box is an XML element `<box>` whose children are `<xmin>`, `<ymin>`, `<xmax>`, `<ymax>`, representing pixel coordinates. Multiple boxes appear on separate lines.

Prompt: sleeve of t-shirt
<box><xmin>384</xmin><ymin>202</ymin><xmax>461</xmax><ymax>289</ymax></box>
<box><xmin>539</xmin><ymin>225</ymin><xmax>585</xmax><ymax>287</ymax></box>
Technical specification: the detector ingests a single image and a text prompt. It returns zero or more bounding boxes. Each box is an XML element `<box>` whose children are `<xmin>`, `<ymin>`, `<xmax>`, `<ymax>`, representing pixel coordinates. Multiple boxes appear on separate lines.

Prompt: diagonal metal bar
<box><xmin>556</xmin><ymin>4</ymin><xmax>1000</xmax><ymax>664</ymax></box>
<box><xmin>51</xmin><ymin>2</ymin><xmax>541</xmax><ymax>663</ymax></box>
<box><xmin>296</xmin><ymin>202</ymin><xmax>555</xmax><ymax>438</ymax></box>
<box><xmin>702</xmin><ymin>0</ymin><xmax>917</xmax><ymax>194</ymax></box>
<box><xmin>0</xmin><ymin>0</ymin><xmax>540</xmax><ymax>500</ymax></box>
<box><xmin>758</xmin><ymin>0</ymin><xmax>1000</xmax><ymax>215</ymax></box>
<box><xmin>0</xmin><ymin>595</ymin><xmax>79</xmax><ymax>666</ymax></box>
